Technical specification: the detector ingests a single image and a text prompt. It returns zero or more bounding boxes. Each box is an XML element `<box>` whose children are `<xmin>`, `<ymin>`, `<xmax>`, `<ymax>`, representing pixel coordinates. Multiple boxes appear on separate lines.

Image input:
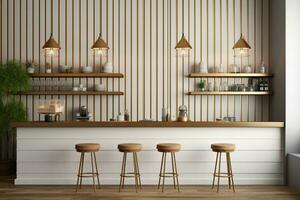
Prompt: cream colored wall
<box><xmin>0</xmin><ymin>0</ymin><xmax>270</xmax><ymax>122</ymax></box>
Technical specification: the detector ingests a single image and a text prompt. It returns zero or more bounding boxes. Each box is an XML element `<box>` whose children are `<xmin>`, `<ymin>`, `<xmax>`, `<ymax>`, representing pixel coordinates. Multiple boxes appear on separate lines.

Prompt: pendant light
<box><xmin>42</xmin><ymin>0</ymin><xmax>60</xmax><ymax>57</ymax></box>
<box><xmin>175</xmin><ymin>0</ymin><xmax>192</xmax><ymax>57</ymax></box>
<box><xmin>91</xmin><ymin>33</ymin><xmax>109</xmax><ymax>57</ymax></box>
<box><xmin>232</xmin><ymin>2</ymin><xmax>251</xmax><ymax>57</ymax></box>
<box><xmin>92</xmin><ymin>2</ymin><xmax>109</xmax><ymax>57</ymax></box>
<box><xmin>233</xmin><ymin>34</ymin><xmax>251</xmax><ymax>57</ymax></box>
<box><xmin>43</xmin><ymin>33</ymin><xmax>61</xmax><ymax>57</ymax></box>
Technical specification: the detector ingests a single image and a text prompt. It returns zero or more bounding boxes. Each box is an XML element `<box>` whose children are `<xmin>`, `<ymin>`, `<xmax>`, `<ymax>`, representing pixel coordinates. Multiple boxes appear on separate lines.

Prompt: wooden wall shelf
<box><xmin>188</xmin><ymin>73</ymin><xmax>273</xmax><ymax>78</ymax></box>
<box><xmin>187</xmin><ymin>91</ymin><xmax>271</xmax><ymax>96</ymax></box>
<box><xmin>29</xmin><ymin>73</ymin><xmax>124</xmax><ymax>78</ymax></box>
<box><xmin>18</xmin><ymin>91</ymin><xmax>124</xmax><ymax>95</ymax></box>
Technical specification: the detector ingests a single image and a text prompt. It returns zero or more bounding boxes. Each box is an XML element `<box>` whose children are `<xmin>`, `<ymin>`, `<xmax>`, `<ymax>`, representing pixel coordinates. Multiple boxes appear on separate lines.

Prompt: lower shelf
<box><xmin>187</xmin><ymin>91</ymin><xmax>271</xmax><ymax>96</ymax></box>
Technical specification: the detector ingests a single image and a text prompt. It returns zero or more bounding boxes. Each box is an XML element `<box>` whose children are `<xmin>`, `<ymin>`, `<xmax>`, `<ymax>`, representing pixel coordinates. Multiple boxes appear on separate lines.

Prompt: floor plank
<box><xmin>0</xmin><ymin>177</ymin><xmax>299</xmax><ymax>200</ymax></box>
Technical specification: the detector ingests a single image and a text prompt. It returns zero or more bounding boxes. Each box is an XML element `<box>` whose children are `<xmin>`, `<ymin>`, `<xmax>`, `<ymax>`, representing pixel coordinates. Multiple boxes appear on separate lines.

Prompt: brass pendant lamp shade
<box><xmin>42</xmin><ymin>33</ymin><xmax>60</xmax><ymax>57</ymax></box>
<box><xmin>175</xmin><ymin>34</ymin><xmax>192</xmax><ymax>57</ymax></box>
<box><xmin>91</xmin><ymin>33</ymin><xmax>109</xmax><ymax>56</ymax></box>
<box><xmin>233</xmin><ymin>34</ymin><xmax>251</xmax><ymax>57</ymax></box>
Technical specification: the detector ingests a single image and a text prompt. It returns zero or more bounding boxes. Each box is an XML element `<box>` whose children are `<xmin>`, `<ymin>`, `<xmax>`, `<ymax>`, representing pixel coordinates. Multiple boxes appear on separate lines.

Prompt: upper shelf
<box><xmin>17</xmin><ymin>91</ymin><xmax>124</xmax><ymax>96</ymax></box>
<box><xmin>29</xmin><ymin>73</ymin><xmax>124</xmax><ymax>78</ymax></box>
<box><xmin>188</xmin><ymin>73</ymin><xmax>273</xmax><ymax>78</ymax></box>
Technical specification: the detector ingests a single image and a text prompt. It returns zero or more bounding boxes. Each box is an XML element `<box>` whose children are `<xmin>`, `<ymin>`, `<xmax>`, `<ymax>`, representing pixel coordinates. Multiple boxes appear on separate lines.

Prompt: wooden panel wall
<box><xmin>0</xmin><ymin>0</ymin><xmax>270</xmax><ymax>124</ymax></box>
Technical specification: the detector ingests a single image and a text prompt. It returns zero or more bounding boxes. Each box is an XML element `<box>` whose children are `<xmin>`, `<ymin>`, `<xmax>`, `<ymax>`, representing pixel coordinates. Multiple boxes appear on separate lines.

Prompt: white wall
<box><xmin>286</xmin><ymin>0</ymin><xmax>300</xmax><ymax>154</ymax></box>
<box><xmin>15</xmin><ymin>127</ymin><xmax>284</xmax><ymax>185</ymax></box>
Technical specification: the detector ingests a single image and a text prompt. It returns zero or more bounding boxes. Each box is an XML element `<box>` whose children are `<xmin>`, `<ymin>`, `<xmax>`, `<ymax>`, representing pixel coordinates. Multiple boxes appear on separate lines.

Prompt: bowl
<box><xmin>102</xmin><ymin>63</ymin><xmax>113</xmax><ymax>73</ymax></box>
<box><xmin>95</xmin><ymin>83</ymin><xmax>105</xmax><ymax>91</ymax></box>
<box><xmin>81</xmin><ymin>66</ymin><xmax>93</xmax><ymax>73</ymax></box>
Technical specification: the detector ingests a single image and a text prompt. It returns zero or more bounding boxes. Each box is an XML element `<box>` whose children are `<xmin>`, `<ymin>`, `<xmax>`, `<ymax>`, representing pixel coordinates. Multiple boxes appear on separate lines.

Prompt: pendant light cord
<box><xmin>51</xmin><ymin>0</ymin><xmax>53</xmax><ymax>33</ymax></box>
<box><xmin>182</xmin><ymin>0</ymin><xmax>184</xmax><ymax>36</ymax></box>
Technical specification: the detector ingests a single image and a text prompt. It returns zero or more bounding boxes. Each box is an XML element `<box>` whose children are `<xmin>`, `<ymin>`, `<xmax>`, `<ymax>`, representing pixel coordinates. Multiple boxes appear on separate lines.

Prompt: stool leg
<box><xmin>122</xmin><ymin>152</ymin><xmax>127</xmax><ymax>189</ymax></box>
<box><xmin>134</xmin><ymin>152</ymin><xmax>142</xmax><ymax>190</ymax></box>
<box><xmin>90</xmin><ymin>153</ymin><xmax>96</xmax><ymax>192</ymax></box>
<box><xmin>226</xmin><ymin>153</ymin><xmax>231</xmax><ymax>189</ymax></box>
<box><xmin>162</xmin><ymin>152</ymin><xmax>167</xmax><ymax>192</ymax></box>
<box><xmin>76</xmin><ymin>152</ymin><xmax>83</xmax><ymax>192</ymax></box>
<box><xmin>158</xmin><ymin>152</ymin><xmax>164</xmax><ymax>189</ymax></box>
<box><xmin>217</xmin><ymin>152</ymin><xmax>222</xmax><ymax>192</ymax></box>
<box><xmin>228</xmin><ymin>153</ymin><xmax>235</xmax><ymax>192</ymax></box>
<box><xmin>212</xmin><ymin>152</ymin><xmax>219</xmax><ymax>189</ymax></box>
<box><xmin>133</xmin><ymin>152</ymin><xmax>139</xmax><ymax>193</ymax></box>
<box><xmin>119</xmin><ymin>152</ymin><xmax>126</xmax><ymax>192</ymax></box>
<box><xmin>79</xmin><ymin>153</ymin><xmax>85</xmax><ymax>189</ymax></box>
<box><xmin>171</xmin><ymin>152</ymin><xmax>176</xmax><ymax>189</ymax></box>
<box><xmin>173</xmin><ymin>152</ymin><xmax>180</xmax><ymax>192</ymax></box>
<box><xmin>93</xmin><ymin>152</ymin><xmax>101</xmax><ymax>189</ymax></box>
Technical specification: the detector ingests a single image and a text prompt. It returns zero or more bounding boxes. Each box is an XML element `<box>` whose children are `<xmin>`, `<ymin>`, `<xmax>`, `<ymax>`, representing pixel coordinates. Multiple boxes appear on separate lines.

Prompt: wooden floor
<box><xmin>0</xmin><ymin>177</ymin><xmax>300</xmax><ymax>200</ymax></box>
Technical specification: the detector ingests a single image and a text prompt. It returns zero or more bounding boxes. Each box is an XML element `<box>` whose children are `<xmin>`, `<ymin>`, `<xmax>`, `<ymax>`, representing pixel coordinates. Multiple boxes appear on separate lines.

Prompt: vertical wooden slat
<box><xmin>118</xmin><ymin>0</ymin><xmax>121</xmax><ymax>114</ymax></box>
<box><xmin>226</xmin><ymin>0</ymin><xmax>229</xmax><ymax>118</ymax></box>
<box><xmin>162</xmin><ymin>0</ymin><xmax>165</xmax><ymax>111</ymax></box>
<box><xmin>124</xmin><ymin>0</ymin><xmax>127</xmax><ymax>115</ymax></box>
<box><xmin>99</xmin><ymin>0</ymin><xmax>103</xmax><ymax>121</ymax></box>
<box><xmin>169</xmin><ymin>0</ymin><xmax>172</xmax><ymax>118</ymax></box>
<box><xmin>30</xmin><ymin>0</ymin><xmax>34</xmax><ymax>121</ymax></box>
<box><xmin>220</xmin><ymin>0</ymin><xmax>223</xmax><ymax>119</ymax></box>
<box><xmin>150</xmin><ymin>0</ymin><xmax>152</xmax><ymax>119</ymax></box>
<box><xmin>187</xmin><ymin>0</ymin><xmax>190</xmax><ymax>120</ymax></box>
<box><xmin>106</xmin><ymin>0</ymin><xmax>109</xmax><ymax>121</ymax></box>
<box><xmin>136</xmin><ymin>0</ymin><xmax>139</xmax><ymax>121</ymax></box>
<box><xmin>92</xmin><ymin>0</ymin><xmax>95</xmax><ymax>121</ymax></box>
<box><xmin>200</xmin><ymin>0</ymin><xmax>203</xmax><ymax>121</ymax></box>
<box><xmin>112</xmin><ymin>0</ymin><xmax>115</xmax><ymax>119</ymax></box>
<box><xmin>213</xmin><ymin>0</ymin><xmax>216</xmax><ymax>121</ymax></box>
<box><xmin>193</xmin><ymin>0</ymin><xmax>196</xmax><ymax>121</ymax></box>
<box><xmin>71</xmin><ymin>0</ymin><xmax>74</xmax><ymax>120</ymax></box>
<box><xmin>240</xmin><ymin>0</ymin><xmax>242</xmax><ymax>122</ymax></box>
<box><xmin>206</xmin><ymin>0</ymin><xmax>209</xmax><ymax>121</ymax></box>
<box><xmin>130</xmin><ymin>0</ymin><xmax>133</xmax><ymax>120</ymax></box>
<box><xmin>143</xmin><ymin>0</ymin><xmax>145</xmax><ymax>119</ymax></box>
<box><xmin>176</xmin><ymin>0</ymin><xmax>178</xmax><ymax>118</ymax></box>
<box><xmin>181</xmin><ymin>0</ymin><xmax>184</xmax><ymax>108</ymax></box>
<box><xmin>78</xmin><ymin>0</ymin><xmax>82</xmax><ymax>110</ymax></box>
<box><xmin>156</xmin><ymin>0</ymin><xmax>158</xmax><ymax>121</ymax></box>
<box><xmin>64</xmin><ymin>0</ymin><xmax>68</xmax><ymax>121</ymax></box>
<box><xmin>261</xmin><ymin>0</ymin><xmax>264</xmax><ymax>121</ymax></box>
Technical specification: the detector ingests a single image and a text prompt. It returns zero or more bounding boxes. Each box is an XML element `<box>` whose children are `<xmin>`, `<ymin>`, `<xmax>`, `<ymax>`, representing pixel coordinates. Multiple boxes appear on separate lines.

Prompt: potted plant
<box><xmin>0</xmin><ymin>61</ymin><xmax>30</xmax><ymax>136</ymax></box>
<box><xmin>197</xmin><ymin>80</ymin><xmax>206</xmax><ymax>91</ymax></box>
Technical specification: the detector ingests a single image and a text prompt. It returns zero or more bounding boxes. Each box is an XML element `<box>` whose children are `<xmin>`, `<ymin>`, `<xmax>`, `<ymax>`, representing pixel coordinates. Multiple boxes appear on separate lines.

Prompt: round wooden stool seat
<box><xmin>157</xmin><ymin>143</ymin><xmax>181</xmax><ymax>152</ymax></box>
<box><xmin>211</xmin><ymin>143</ymin><xmax>235</xmax><ymax>152</ymax></box>
<box><xmin>118</xmin><ymin>143</ymin><xmax>142</xmax><ymax>152</ymax></box>
<box><xmin>75</xmin><ymin>143</ymin><xmax>100</xmax><ymax>152</ymax></box>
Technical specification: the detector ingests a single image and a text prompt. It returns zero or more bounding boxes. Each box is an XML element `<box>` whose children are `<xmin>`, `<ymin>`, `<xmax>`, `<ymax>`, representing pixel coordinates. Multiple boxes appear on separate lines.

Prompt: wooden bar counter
<box><xmin>13</xmin><ymin>121</ymin><xmax>285</xmax><ymax>185</ymax></box>
<box><xmin>11</xmin><ymin>121</ymin><xmax>284</xmax><ymax>128</ymax></box>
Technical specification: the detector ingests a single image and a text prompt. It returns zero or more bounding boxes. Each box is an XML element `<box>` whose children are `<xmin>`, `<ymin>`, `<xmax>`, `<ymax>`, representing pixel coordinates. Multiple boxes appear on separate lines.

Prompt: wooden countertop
<box><xmin>11</xmin><ymin>121</ymin><xmax>285</xmax><ymax>128</ymax></box>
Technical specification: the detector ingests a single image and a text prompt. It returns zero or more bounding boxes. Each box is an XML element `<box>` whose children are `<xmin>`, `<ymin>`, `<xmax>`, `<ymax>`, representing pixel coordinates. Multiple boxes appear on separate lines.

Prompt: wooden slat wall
<box><xmin>0</xmin><ymin>0</ymin><xmax>270</xmax><ymax>160</ymax></box>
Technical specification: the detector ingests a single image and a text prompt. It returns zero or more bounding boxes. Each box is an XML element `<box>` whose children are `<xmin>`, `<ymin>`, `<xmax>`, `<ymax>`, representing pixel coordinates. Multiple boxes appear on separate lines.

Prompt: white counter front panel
<box><xmin>15</xmin><ymin>127</ymin><xmax>283</xmax><ymax>185</ymax></box>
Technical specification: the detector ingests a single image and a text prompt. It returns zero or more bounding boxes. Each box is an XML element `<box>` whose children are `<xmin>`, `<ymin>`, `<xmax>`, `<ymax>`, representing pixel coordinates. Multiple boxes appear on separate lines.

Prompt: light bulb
<box><xmin>176</xmin><ymin>48</ymin><xmax>190</xmax><ymax>57</ymax></box>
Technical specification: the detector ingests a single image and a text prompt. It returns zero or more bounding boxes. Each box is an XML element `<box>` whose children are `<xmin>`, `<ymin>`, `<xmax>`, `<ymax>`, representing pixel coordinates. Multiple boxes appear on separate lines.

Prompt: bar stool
<box><xmin>75</xmin><ymin>143</ymin><xmax>100</xmax><ymax>192</ymax></box>
<box><xmin>211</xmin><ymin>143</ymin><xmax>236</xmax><ymax>192</ymax></box>
<box><xmin>118</xmin><ymin>143</ymin><xmax>142</xmax><ymax>192</ymax></box>
<box><xmin>157</xmin><ymin>143</ymin><xmax>181</xmax><ymax>192</ymax></box>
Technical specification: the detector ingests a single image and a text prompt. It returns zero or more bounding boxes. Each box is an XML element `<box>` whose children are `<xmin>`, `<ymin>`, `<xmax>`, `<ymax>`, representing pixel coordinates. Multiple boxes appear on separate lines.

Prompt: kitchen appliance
<box><xmin>177</xmin><ymin>105</ymin><xmax>188</xmax><ymax>122</ymax></box>
<box><xmin>75</xmin><ymin>106</ymin><xmax>91</xmax><ymax>121</ymax></box>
